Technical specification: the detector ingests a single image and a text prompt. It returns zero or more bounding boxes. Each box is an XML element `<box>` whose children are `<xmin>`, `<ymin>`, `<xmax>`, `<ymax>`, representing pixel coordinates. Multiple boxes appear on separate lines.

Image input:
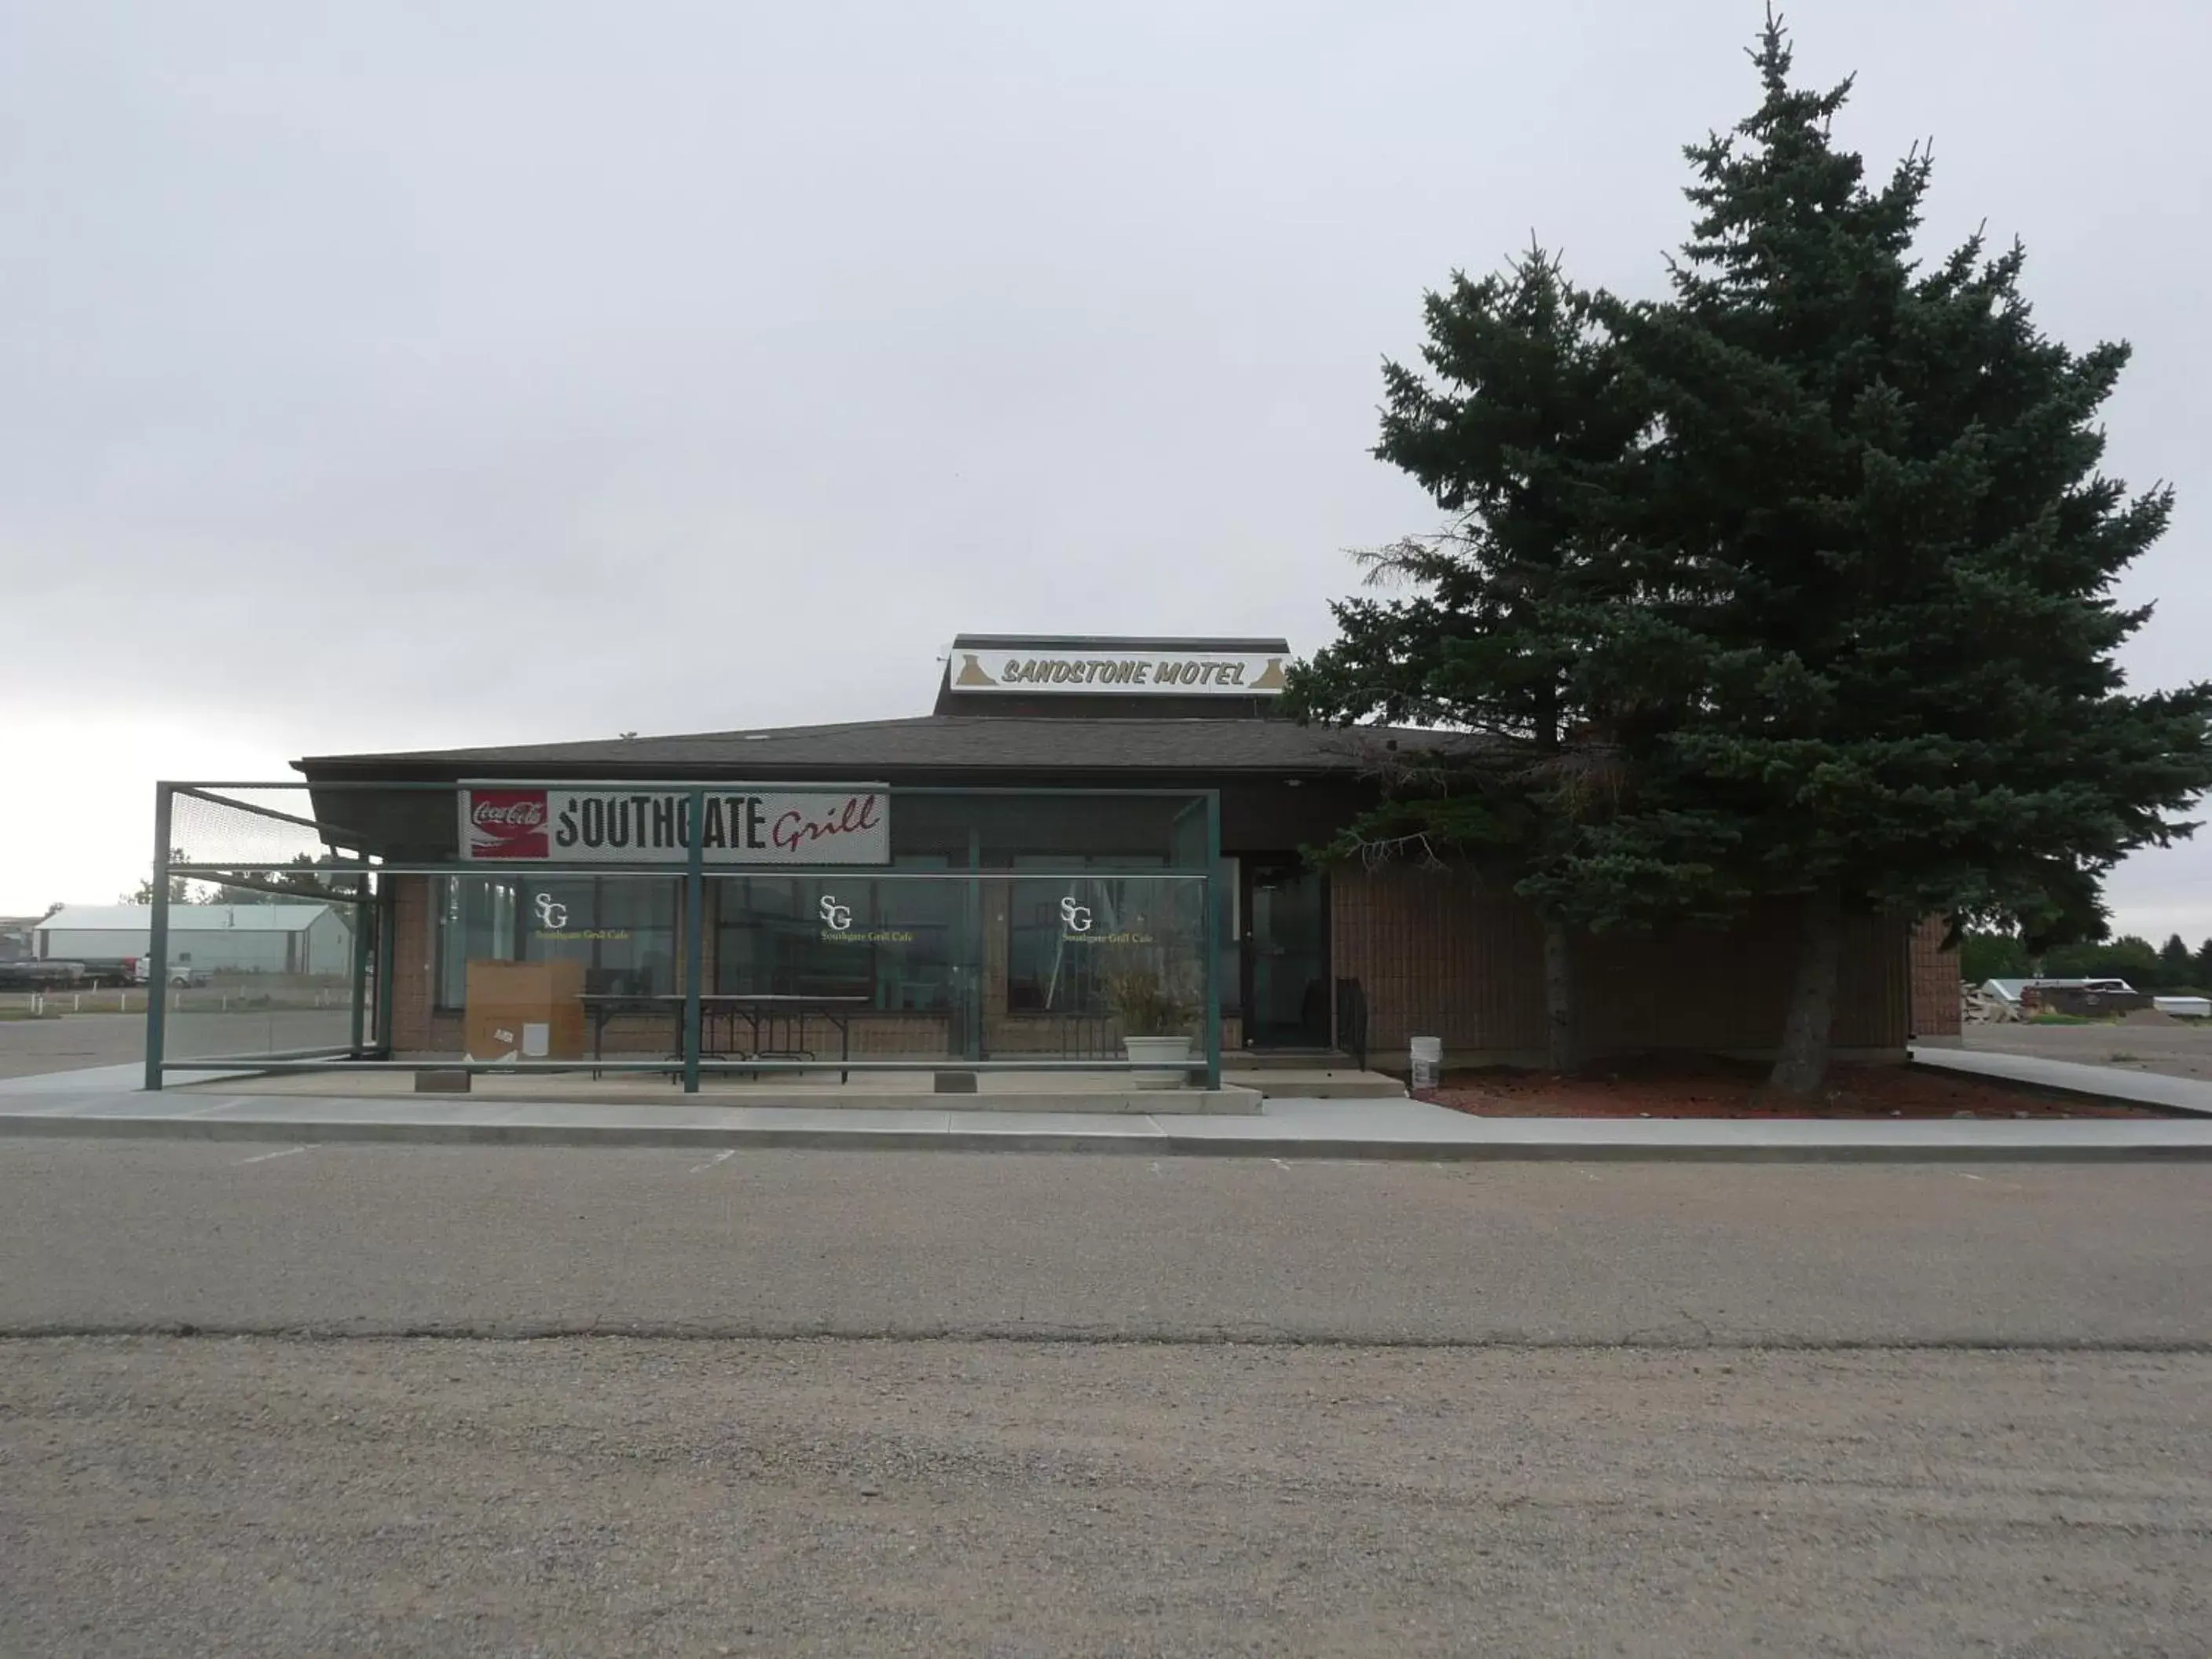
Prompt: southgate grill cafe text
<box><xmin>461</xmin><ymin>787</ymin><xmax>888</xmax><ymax>865</ymax></box>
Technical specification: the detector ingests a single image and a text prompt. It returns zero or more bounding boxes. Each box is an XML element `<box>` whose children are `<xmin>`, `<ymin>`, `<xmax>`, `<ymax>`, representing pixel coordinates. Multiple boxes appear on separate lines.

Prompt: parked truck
<box><xmin>0</xmin><ymin>958</ymin><xmax>209</xmax><ymax>991</ymax></box>
<box><xmin>0</xmin><ymin>959</ymin><xmax>89</xmax><ymax>991</ymax></box>
<box><xmin>73</xmin><ymin>957</ymin><xmax>150</xmax><ymax>989</ymax></box>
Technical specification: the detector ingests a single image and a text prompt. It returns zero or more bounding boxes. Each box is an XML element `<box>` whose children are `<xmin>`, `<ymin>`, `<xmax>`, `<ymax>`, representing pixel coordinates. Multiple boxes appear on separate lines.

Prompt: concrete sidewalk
<box><xmin>3</xmin><ymin>1064</ymin><xmax>2210</xmax><ymax>1160</ymax></box>
<box><xmin>1910</xmin><ymin>1042</ymin><xmax>2212</xmax><ymax>1117</ymax></box>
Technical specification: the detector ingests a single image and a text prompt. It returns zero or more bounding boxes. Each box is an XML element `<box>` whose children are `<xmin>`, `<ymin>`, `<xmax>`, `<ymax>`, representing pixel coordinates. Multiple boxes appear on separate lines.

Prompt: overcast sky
<box><xmin>4</xmin><ymin>0</ymin><xmax>2207</xmax><ymax>942</ymax></box>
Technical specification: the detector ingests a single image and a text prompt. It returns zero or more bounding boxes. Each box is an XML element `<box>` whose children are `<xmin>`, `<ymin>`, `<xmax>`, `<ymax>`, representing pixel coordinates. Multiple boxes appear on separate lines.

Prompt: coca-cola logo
<box><xmin>464</xmin><ymin>789</ymin><xmax>551</xmax><ymax>858</ymax></box>
<box><xmin>473</xmin><ymin>800</ymin><xmax>546</xmax><ymax>829</ymax></box>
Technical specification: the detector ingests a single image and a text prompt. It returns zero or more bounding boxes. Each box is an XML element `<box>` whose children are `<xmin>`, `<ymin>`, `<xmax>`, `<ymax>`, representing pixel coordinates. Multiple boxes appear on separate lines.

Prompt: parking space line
<box><xmin>688</xmin><ymin>1149</ymin><xmax>738</xmax><ymax>1173</ymax></box>
<box><xmin>233</xmin><ymin>1145</ymin><xmax>309</xmax><ymax>1166</ymax></box>
<box><xmin>178</xmin><ymin>1097</ymin><xmax>254</xmax><ymax>1118</ymax></box>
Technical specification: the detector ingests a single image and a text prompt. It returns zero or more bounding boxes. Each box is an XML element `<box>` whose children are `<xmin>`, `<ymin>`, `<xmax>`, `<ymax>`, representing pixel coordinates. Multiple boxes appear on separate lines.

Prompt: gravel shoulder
<box><xmin>3</xmin><ymin>1336</ymin><xmax>2207</xmax><ymax>1658</ymax></box>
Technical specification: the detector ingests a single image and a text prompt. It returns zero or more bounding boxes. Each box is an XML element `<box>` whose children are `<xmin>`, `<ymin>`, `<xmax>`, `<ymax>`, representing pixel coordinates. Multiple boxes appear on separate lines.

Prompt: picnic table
<box><xmin>577</xmin><ymin>993</ymin><xmax>867</xmax><ymax>1082</ymax></box>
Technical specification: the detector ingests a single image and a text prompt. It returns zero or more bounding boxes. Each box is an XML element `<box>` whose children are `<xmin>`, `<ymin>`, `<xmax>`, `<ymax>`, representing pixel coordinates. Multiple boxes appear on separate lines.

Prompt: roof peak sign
<box><xmin>944</xmin><ymin>641</ymin><xmax>1289</xmax><ymax>698</ymax></box>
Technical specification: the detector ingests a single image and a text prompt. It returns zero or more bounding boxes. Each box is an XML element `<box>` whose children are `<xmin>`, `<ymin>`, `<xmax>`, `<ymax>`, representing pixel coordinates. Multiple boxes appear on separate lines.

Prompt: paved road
<box><xmin>4</xmin><ymin>1140</ymin><xmax>2209</xmax><ymax>1343</ymax></box>
<box><xmin>5</xmin><ymin>1142</ymin><xmax>2208</xmax><ymax>1655</ymax></box>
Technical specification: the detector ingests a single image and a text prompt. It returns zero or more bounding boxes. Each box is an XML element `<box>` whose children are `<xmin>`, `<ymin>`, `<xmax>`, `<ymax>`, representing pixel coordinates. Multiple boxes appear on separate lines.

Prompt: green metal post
<box><xmin>142</xmin><ymin>786</ymin><xmax>174</xmax><ymax>1092</ymax></box>
<box><xmin>372</xmin><ymin>876</ymin><xmax>396</xmax><ymax>1057</ymax></box>
<box><xmin>348</xmin><ymin>874</ymin><xmax>371</xmax><ymax>1057</ymax></box>
<box><xmin>1203</xmin><ymin>789</ymin><xmax>1222</xmax><ymax>1090</ymax></box>
<box><xmin>966</xmin><ymin>825</ymin><xmax>983</xmax><ymax>1062</ymax></box>
<box><xmin>682</xmin><ymin>788</ymin><xmax>705</xmax><ymax>1093</ymax></box>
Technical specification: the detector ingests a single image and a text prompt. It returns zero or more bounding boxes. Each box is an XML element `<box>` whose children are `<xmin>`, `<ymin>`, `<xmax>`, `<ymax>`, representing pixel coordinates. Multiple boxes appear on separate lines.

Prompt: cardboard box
<box><xmin>465</xmin><ymin>958</ymin><xmax>585</xmax><ymax>1061</ymax></box>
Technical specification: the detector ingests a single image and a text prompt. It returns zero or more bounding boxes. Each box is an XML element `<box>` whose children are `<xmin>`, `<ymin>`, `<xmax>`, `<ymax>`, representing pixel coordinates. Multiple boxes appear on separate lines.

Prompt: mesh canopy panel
<box><xmin>170</xmin><ymin>788</ymin><xmax>375</xmax><ymax>873</ymax></box>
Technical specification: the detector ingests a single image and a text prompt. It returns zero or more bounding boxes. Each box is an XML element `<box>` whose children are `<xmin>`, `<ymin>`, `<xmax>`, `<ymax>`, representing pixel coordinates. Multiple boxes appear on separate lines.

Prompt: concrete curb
<box><xmin>4</xmin><ymin>1112</ymin><xmax>2209</xmax><ymax>1162</ymax></box>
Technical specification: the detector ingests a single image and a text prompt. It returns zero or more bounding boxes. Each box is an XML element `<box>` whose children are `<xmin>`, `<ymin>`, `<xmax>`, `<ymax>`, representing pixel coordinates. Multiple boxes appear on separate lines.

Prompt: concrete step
<box><xmin>1225</xmin><ymin>1068</ymin><xmax>1406</xmax><ymax>1101</ymax></box>
<box><xmin>1231</xmin><ymin>1049</ymin><xmax>1362</xmax><ymax>1073</ymax></box>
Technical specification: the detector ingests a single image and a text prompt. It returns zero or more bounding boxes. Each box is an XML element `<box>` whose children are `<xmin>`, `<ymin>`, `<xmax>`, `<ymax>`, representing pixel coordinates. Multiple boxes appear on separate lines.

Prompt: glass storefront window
<box><xmin>713</xmin><ymin>875</ymin><xmax>961</xmax><ymax>1010</ymax></box>
<box><xmin>434</xmin><ymin>877</ymin><xmax>678</xmax><ymax>1008</ymax></box>
<box><xmin>1005</xmin><ymin>859</ymin><xmax>1163</xmax><ymax>1014</ymax></box>
<box><xmin>526</xmin><ymin>877</ymin><xmax>679</xmax><ymax>996</ymax></box>
<box><xmin>1005</xmin><ymin>875</ymin><xmax>1207</xmax><ymax>1020</ymax></box>
<box><xmin>434</xmin><ymin>877</ymin><xmax>515</xmax><ymax>1009</ymax></box>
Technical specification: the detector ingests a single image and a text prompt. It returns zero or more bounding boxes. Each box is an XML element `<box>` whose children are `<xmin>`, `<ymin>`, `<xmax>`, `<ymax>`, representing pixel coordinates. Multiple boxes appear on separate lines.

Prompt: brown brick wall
<box><xmin>389</xmin><ymin>876</ymin><xmax>449</xmax><ymax>1053</ymax></box>
<box><xmin>1330</xmin><ymin>865</ymin><xmax>1914</xmax><ymax>1064</ymax></box>
<box><xmin>1908</xmin><ymin>915</ymin><xmax>1961</xmax><ymax>1038</ymax></box>
<box><xmin>1328</xmin><ymin>865</ymin><xmax>1544</xmax><ymax>1059</ymax></box>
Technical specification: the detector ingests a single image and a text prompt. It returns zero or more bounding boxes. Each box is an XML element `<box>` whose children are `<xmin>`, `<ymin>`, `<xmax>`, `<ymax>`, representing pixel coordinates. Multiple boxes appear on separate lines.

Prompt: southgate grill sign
<box><xmin>460</xmin><ymin>788</ymin><xmax>889</xmax><ymax>866</ymax></box>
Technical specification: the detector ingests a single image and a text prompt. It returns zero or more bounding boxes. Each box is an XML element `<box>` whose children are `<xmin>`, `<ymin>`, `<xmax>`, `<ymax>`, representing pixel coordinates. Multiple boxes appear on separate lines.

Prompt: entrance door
<box><xmin>1242</xmin><ymin>859</ymin><xmax>1330</xmax><ymax>1048</ymax></box>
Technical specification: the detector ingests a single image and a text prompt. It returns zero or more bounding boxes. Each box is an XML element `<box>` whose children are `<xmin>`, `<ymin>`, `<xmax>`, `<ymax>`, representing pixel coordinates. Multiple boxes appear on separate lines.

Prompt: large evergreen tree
<box><xmin>1536</xmin><ymin>16</ymin><xmax>2212</xmax><ymax>1091</ymax></box>
<box><xmin>1285</xmin><ymin>247</ymin><xmax>1643</xmax><ymax>1068</ymax></box>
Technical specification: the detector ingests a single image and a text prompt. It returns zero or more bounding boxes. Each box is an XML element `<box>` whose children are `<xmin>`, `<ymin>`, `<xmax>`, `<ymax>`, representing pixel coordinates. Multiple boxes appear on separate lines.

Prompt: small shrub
<box><xmin>1104</xmin><ymin>966</ymin><xmax>1192</xmax><ymax>1037</ymax></box>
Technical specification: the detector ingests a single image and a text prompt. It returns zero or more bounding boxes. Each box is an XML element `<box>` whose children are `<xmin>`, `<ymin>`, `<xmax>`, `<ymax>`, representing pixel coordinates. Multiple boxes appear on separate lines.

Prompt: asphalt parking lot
<box><xmin>1962</xmin><ymin>1019</ymin><xmax>2212</xmax><ymax>1082</ymax></box>
<box><xmin>0</xmin><ymin>1005</ymin><xmax>350</xmax><ymax>1080</ymax></box>
<box><xmin>4</xmin><ymin>1040</ymin><xmax>2209</xmax><ymax>1654</ymax></box>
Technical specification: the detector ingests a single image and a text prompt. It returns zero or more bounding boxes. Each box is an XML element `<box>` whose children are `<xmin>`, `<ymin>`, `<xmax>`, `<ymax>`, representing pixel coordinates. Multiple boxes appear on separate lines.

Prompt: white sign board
<box><xmin>459</xmin><ymin>787</ymin><xmax>889</xmax><ymax>865</ymax></box>
<box><xmin>947</xmin><ymin>647</ymin><xmax>1286</xmax><ymax>696</ymax></box>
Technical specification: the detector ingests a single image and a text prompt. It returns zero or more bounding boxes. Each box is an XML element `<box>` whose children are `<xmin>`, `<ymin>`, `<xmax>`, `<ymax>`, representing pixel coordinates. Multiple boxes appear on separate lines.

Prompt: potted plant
<box><xmin>1106</xmin><ymin>963</ymin><xmax>1194</xmax><ymax>1089</ymax></box>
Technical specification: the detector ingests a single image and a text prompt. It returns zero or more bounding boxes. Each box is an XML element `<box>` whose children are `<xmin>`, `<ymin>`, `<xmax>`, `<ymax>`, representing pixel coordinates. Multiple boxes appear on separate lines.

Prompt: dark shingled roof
<box><xmin>298</xmin><ymin>716</ymin><xmax>1473</xmax><ymax>779</ymax></box>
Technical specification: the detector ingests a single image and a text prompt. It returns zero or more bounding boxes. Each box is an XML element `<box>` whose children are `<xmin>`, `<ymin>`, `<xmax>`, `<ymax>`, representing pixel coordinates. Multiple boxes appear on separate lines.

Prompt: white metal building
<box><xmin>1978</xmin><ymin>976</ymin><xmax>2137</xmax><ymax>1007</ymax></box>
<box><xmin>35</xmin><ymin>905</ymin><xmax>353</xmax><ymax>977</ymax></box>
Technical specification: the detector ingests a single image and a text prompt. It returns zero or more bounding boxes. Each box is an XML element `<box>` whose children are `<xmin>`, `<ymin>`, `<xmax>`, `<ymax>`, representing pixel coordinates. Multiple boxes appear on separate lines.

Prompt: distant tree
<box><xmin>2042</xmin><ymin>935</ymin><xmax>2162</xmax><ymax>987</ymax></box>
<box><xmin>2196</xmin><ymin>937</ymin><xmax>2212</xmax><ymax>991</ymax></box>
<box><xmin>126</xmin><ymin>848</ymin><xmax>196</xmax><ymax>906</ymax></box>
<box><xmin>197</xmin><ymin>853</ymin><xmax>354</xmax><ymax>906</ymax></box>
<box><xmin>1957</xmin><ymin>926</ymin><xmax>2212</xmax><ymax>989</ymax></box>
<box><xmin>268</xmin><ymin>855</ymin><xmax>354</xmax><ymax>900</ymax></box>
<box><xmin>1957</xmin><ymin>929</ymin><xmax>2031</xmax><ymax>985</ymax></box>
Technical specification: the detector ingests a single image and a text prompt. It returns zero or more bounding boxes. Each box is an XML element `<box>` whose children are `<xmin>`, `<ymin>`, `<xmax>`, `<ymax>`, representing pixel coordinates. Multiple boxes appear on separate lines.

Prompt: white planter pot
<box><xmin>1122</xmin><ymin>1034</ymin><xmax>1194</xmax><ymax>1090</ymax></box>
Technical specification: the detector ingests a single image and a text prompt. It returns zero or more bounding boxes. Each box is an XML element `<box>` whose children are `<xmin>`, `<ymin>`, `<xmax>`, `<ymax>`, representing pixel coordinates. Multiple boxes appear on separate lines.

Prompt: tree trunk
<box><xmin>1541</xmin><ymin>916</ymin><xmax>1577</xmax><ymax>1072</ymax></box>
<box><xmin>1768</xmin><ymin>881</ymin><xmax>1844</xmax><ymax>1097</ymax></box>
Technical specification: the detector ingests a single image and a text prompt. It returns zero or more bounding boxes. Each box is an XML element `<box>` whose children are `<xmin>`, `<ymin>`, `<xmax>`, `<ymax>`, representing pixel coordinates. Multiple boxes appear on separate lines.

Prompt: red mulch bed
<box><xmin>1416</xmin><ymin>1053</ymin><xmax>2163</xmax><ymax>1119</ymax></box>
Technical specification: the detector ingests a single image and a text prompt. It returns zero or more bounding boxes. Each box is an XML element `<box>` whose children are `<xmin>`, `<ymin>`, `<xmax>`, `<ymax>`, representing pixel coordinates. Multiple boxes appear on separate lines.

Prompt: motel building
<box><xmin>143</xmin><ymin>635</ymin><xmax>1958</xmax><ymax>1098</ymax></box>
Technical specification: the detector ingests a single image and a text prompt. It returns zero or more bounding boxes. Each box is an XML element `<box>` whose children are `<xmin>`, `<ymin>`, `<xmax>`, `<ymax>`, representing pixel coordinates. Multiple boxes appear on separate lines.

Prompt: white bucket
<box><xmin>1408</xmin><ymin>1035</ymin><xmax>1442</xmax><ymax>1090</ymax></box>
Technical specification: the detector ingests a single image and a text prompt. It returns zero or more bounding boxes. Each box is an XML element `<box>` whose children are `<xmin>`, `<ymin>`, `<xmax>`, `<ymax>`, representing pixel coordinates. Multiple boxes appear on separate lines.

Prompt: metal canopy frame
<box><xmin>144</xmin><ymin>779</ymin><xmax>1225</xmax><ymax>1095</ymax></box>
